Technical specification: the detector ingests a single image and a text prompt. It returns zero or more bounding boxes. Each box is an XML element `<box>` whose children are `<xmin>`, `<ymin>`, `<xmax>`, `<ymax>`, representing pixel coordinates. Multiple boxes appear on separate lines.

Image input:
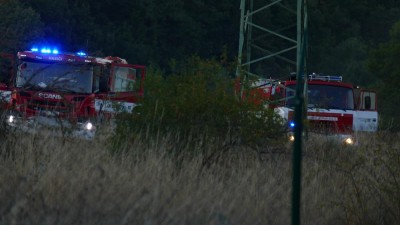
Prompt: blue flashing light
<box><xmin>289</xmin><ymin>121</ymin><xmax>295</xmax><ymax>128</ymax></box>
<box><xmin>30</xmin><ymin>46</ymin><xmax>61</xmax><ymax>54</ymax></box>
<box><xmin>308</xmin><ymin>74</ymin><xmax>343</xmax><ymax>82</ymax></box>
<box><xmin>30</xmin><ymin>46</ymin><xmax>87</xmax><ymax>56</ymax></box>
<box><xmin>76</xmin><ymin>51</ymin><xmax>86</xmax><ymax>56</ymax></box>
<box><xmin>328</xmin><ymin>76</ymin><xmax>342</xmax><ymax>81</ymax></box>
<box><xmin>41</xmin><ymin>48</ymin><xmax>51</xmax><ymax>54</ymax></box>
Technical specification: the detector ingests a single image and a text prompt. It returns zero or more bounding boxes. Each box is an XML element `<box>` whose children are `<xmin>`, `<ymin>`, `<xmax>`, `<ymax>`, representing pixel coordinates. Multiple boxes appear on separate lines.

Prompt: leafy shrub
<box><xmin>113</xmin><ymin>57</ymin><xmax>286</xmax><ymax>154</ymax></box>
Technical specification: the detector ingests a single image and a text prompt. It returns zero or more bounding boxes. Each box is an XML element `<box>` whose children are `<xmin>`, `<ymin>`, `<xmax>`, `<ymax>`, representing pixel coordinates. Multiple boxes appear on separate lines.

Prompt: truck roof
<box><xmin>17</xmin><ymin>50</ymin><xmax>127</xmax><ymax>65</ymax></box>
<box><xmin>284</xmin><ymin>79</ymin><xmax>354</xmax><ymax>89</ymax></box>
<box><xmin>284</xmin><ymin>74</ymin><xmax>354</xmax><ymax>89</ymax></box>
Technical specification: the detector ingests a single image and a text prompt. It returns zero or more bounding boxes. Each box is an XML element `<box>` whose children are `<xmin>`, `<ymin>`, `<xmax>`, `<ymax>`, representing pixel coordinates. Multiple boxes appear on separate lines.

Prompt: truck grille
<box><xmin>309</xmin><ymin>121</ymin><xmax>336</xmax><ymax>134</ymax></box>
<box><xmin>309</xmin><ymin>121</ymin><xmax>350</xmax><ymax>134</ymax></box>
<box><xmin>27</xmin><ymin>99</ymin><xmax>71</xmax><ymax>114</ymax></box>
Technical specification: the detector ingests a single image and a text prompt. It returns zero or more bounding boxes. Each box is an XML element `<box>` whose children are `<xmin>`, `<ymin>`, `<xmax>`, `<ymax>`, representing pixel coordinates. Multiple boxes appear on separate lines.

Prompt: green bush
<box><xmin>112</xmin><ymin>57</ymin><xmax>286</xmax><ymax>154</ymax></box>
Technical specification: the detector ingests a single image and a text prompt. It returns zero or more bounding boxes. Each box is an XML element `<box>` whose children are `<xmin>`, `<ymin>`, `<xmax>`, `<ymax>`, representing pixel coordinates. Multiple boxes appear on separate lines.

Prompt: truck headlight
<box><xmin>289</xmin><ymin>135</ymin><xmax>295</xmax><ymax>142</ymax></box>
<box><xmin>8</xmin><ymin>115</ymin><xmax>15</xmax><ymax>123</ymax></box>
<box><xmin>287</xmin><ymin>132</ymin><xmax>295</xmax><ymax>142</ymax></box>
<box><xmin>83</xmin><ymin>121</ymin><xmax>95</xmax><ymax>131</ymax></box>
<box><xmin>344</xmin><ymin>137</ymin><xmax>354</xmax><ymax>145</ymax></box>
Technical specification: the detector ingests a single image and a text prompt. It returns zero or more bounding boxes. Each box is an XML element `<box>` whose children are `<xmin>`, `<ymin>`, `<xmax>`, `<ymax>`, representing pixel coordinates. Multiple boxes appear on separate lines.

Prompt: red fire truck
<box><xmin>1</xmin><ymin>47</ymin><xmax>145</xmax><ymax>139</ymax></box>
<box><xmin>248</xmin><ymin>74</ymin><xmax>378</xmax><ymax>145</ymax></box>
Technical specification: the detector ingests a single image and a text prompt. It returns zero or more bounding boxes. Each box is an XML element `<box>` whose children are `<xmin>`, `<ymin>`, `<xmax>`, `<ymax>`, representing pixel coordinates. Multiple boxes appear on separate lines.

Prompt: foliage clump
<box><xmin>368</xmin><ymin>21</ymin><xmax>400</xmax><ymax>131</ymax></box>
<box><xmin>113</xmin><ymin>57</ymin><xmax>286</xmax><ymax>154</ymax></box>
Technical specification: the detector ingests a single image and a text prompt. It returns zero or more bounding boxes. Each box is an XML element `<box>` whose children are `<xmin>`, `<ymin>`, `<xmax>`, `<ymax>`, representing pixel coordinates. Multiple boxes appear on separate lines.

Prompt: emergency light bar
<box><xmin>31</xmin><ymin>47</ymin><xmax>59</xmax><ymax>54</ymax></box>
<box><xmin>30</xmin><ymin>46</ymin><xmax>86</xmax><ymax>57</ymax></box>
<box><xmin>308</xmin><ymin>74</ymin><xmax>342</xmax><ymax>82</ymax></box>
<box><xmin>76</xmin><ymin>51</ymin><xmax>86</xmax><ymax>56</ymax></box>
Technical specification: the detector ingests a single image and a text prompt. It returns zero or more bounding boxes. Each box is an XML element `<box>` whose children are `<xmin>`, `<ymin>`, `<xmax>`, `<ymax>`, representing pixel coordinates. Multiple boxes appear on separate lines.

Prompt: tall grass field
<box><xmin>0</xmin><ymin>129</ymin><xmax>399</xmax><ymax>225</ymax></box>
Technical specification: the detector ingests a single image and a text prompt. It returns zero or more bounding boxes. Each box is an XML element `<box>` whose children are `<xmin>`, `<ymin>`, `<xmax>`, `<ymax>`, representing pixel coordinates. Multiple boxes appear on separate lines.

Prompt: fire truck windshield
<box><xmin>286</xmin><ymin>84</ymin><xmax>354</xmax><ymax>110</ymax></box>
<box><xmin>16</xmin><ymin>61</ymin><xmax>93</xmax><ymax>94</ymax></box>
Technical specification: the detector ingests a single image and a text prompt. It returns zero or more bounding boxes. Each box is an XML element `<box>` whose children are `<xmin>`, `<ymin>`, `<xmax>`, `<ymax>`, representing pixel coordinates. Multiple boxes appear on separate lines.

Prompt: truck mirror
<box><xmin>364</xmin><ymin>96</ymin><xmax>371</xmax><ymax>110</ymax></box>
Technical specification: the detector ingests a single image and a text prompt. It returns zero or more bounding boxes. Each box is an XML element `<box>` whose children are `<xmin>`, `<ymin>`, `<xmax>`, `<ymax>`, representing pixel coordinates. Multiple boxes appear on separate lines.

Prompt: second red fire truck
<box><xmin>246</xmin><ymin>73</ymin><xmax>378</xmax><ymax>145</ymax></box>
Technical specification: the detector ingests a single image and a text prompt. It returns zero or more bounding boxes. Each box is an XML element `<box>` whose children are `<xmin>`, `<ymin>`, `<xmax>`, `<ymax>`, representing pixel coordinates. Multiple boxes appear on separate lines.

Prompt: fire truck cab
<box><xmin>251</xmin><ymin>74</ymin><xmax>378</xmax><ymax>145</ymax></box>
<box><xmin>1</xmin><ymin>47</ymin><xmax>145</xmax><ymax>139</ymax></box>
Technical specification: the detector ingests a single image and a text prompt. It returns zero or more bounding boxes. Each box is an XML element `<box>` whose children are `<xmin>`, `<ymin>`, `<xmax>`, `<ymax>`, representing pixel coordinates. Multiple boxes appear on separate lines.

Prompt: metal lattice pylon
<box><xmin>236</xmin><ymin>0</ymin><xmax>299</xmax><ymax>78</ymax></box>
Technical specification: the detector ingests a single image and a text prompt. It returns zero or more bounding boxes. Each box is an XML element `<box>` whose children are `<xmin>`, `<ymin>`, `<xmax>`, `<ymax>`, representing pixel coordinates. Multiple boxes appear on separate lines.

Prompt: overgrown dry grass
<box><xmin>0</xmin><ymin>130</ymin><xmax>399</xmax><ymax>225</ymax></box>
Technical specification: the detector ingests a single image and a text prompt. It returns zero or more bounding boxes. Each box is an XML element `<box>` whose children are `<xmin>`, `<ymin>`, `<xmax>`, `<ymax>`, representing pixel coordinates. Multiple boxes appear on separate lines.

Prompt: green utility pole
<box><xmin>292</xmin><ymin>0</ymin><xmax>307</xmax><ymax>225</ymax></box>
